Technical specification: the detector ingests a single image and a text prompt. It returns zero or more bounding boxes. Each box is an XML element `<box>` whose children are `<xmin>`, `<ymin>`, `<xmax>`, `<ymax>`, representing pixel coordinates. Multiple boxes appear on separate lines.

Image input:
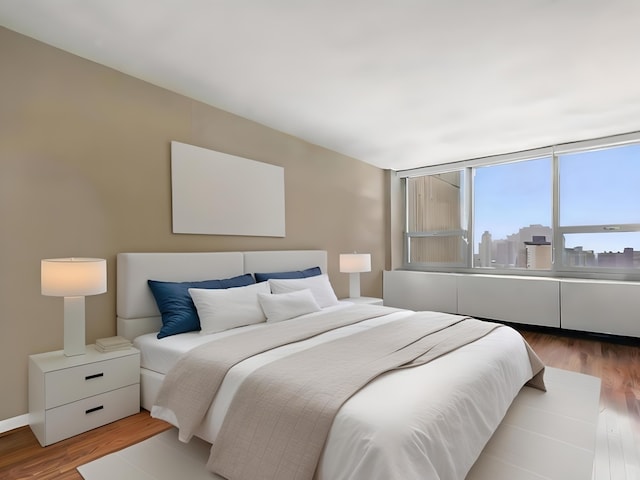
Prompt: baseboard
<box><xmin>502</xmin><ymin>321</ymin><xmax>639</xmax><ymax>346</ymax></box>
<box><xmin>0</xmin><ymin>413</ymin><xmax>29</xmax><ymax>435</ymax></box>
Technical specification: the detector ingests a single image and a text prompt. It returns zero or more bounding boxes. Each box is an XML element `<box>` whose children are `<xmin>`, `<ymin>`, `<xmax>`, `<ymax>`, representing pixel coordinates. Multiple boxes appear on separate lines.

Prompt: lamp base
<box><xmin>348</xmin><ymin>273</ymin><xmax>361</xmax><ymax>298</ymax></box>
<box><xmin>64</xmin><ymin>296</ymin><xmax>86</xmax><ymax>356</ymax></box>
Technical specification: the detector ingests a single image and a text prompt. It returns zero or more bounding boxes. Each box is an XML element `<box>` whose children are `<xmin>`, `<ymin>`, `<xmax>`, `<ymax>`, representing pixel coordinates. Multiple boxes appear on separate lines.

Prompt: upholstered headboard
<box><xmin>116</xmin><ymin>250</ymin><xmax>328</xmax><ymax>340</ymax></box>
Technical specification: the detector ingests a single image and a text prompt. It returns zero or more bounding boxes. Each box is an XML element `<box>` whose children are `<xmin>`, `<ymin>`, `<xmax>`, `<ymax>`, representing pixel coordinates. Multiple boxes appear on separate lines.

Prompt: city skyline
<box><xmin>478</xmin><ymin>224</ymin><xmax>639</xmax><ymax>255</ymax></box>
<box><xmin>476</xmin><ymin>224</ymin><xmax>640</xmax><ymax>270</ymax></box>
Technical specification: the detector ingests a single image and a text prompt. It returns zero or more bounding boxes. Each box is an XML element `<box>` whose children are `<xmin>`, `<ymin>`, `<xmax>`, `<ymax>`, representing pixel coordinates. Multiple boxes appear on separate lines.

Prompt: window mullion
<box><xmin>558</xmin><ymin>224</ymin><xmax>640</xmax><ymax>234</ymax></box>
<box><xmin>552</xmin><ymin>150</ymin><xmax>560</xmax><ymax>272</ymax></box>
<box><xmin>466</xmin><ymin>167</ymin><xmax>474</xmax><ymax>268</ymax></box>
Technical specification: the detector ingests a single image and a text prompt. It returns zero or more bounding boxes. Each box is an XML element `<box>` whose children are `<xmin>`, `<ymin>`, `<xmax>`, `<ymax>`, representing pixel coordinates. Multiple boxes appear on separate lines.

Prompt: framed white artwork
<box><xmin>171</xmin><ymin>141</ymin><xmax>285</xmax><ymax>237</ymax></box>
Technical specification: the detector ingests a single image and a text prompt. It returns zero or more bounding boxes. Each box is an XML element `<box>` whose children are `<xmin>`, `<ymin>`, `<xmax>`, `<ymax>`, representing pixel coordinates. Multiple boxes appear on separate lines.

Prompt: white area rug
<box><xmin>78</xmin><ymin>367</ymin><xmax>601</xmax><ymax>480</ymax></box>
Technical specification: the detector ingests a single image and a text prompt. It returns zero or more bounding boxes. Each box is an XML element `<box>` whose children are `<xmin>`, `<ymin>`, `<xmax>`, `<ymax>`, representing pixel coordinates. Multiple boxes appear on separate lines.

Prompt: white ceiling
<box><xmin>2</xmin><ymin>0</ymin><xmax>640</xmax><ymax>171</ymax></box>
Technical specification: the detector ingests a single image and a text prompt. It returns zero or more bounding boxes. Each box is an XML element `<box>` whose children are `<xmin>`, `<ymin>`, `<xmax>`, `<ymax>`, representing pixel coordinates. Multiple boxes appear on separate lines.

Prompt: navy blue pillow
<box><xmin>254</xmin><ymin>266</ymin><xmax>322</xmax><ymax>283</ymax></box>
<box><xmin>148</xmin><ymin>273</ymin><xmax>255</xmax><ymax>338</ymax></box>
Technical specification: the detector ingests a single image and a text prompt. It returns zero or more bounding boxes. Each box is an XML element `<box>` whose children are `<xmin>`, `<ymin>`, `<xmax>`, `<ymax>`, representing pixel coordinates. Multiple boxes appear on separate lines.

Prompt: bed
<box><xmin>116</xmin><ymin>250</ymin><xmax>544</xmax><ymax>480</ymax></box>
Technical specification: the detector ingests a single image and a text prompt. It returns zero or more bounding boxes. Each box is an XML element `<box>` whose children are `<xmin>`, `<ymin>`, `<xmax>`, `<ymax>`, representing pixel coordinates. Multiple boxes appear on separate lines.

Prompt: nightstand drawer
<box><xmin>44</xmin><ymin>383</ymin><xmax>140</xmax><ymax>445</ymax></box>
<box><xmin>45</xmin><ymin>354</ymin><xmax>139</xmax><ymax>409</ymax></box>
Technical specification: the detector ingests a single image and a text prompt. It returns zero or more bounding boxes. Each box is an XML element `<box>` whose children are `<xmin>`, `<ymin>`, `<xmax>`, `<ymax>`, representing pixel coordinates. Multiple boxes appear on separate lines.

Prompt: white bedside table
<box><xmin>343</xmin><ymin>296</ymin><xmax>384</xmax><ymax>306</ymax></box>
<box><xmin>29</xmin><ymin>345</ymin><xmax>140</xmax><ymax>446</ymax></box>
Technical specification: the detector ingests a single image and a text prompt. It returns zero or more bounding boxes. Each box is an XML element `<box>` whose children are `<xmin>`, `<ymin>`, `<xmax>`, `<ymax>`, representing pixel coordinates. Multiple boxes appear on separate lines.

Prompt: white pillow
<box><xmin>268</xmin><ymin>274</ymin><xmax>339</xmax><ymax>308</ymax></box>
<box><xmin>189</xmin><ymin>282</ymin><xmax>269</xmax><ymax>335</ymax></box>
<box><xmin>258</xmin><ymin>289</ymin><xmax>321</xmax><ymax>323</ymax></box>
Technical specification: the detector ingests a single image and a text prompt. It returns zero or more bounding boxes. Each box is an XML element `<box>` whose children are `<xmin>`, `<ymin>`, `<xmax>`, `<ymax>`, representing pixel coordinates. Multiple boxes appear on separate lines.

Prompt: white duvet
<box><xmin>143</xmin><ymin>306</ymin><xmax>535</xmax><ymax>480</ymax></box>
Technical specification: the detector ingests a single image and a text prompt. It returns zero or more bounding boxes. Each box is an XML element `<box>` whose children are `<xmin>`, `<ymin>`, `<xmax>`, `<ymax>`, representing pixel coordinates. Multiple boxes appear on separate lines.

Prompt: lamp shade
<box><xmin>41</xmin><ymin>258</ymin><xmax>107</xmax><ymax>297</ymax></box>
<box><xmin>339</xmin><ymin>253</ymin><xmax>371</xmax><ymax>273</ymax></box>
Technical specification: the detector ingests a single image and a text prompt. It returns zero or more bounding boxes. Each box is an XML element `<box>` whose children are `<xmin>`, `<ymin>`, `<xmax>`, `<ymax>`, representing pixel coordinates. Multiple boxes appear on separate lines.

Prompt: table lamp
<box><xmin>41</xmin><ymin>258</ymin><xmax>107</xmax><ymax>356</ymax></box>
<box><xmin>339</xmin><ymin>253</ymin><xmax>371</xmax><ymax>298</ymax></box>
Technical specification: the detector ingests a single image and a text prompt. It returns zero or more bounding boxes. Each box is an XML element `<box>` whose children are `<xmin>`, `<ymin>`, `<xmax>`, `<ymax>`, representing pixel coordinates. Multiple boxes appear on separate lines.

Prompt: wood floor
<box><xmin>519</xmin><ymin>329</ymin><xmax>639</xmax><ymax>429</ymax></box>
<box><xmin>0</xmin><ymin>327</ymin><xmax>638</xmax><ymax>480</ymax></box>
<box><xmin>0</xmin><ymin>411</ymin><xmax>171</xmax><ymax>480</ymax></box>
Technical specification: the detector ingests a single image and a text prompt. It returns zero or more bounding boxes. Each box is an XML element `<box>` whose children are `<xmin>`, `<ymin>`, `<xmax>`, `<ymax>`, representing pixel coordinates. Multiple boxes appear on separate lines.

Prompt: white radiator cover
<box><xmin>382</xmin><ymin>270</ymin><xmax>459</xmax><ymax>313</ymax></box>
<box><xmin>457</xmin><ymin>275</ymin><xmax>559</xmax><ymax>328</ymax></box>
<box><xmin>383</xmin><ymin>271</ymin><xmax>640</xmax><ymax>337</ymax></box>
<box><xmin>560</xmin><ymin>279</ymin><xmax>640</xmax><ymax>337</ymax></box>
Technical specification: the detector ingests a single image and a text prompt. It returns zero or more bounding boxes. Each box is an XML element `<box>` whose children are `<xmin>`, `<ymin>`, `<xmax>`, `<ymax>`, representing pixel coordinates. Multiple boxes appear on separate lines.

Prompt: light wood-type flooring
<box><xmin>0</xmin><ymin>327</ymin><xmax>637</xmax><ymax>480</ymax></box>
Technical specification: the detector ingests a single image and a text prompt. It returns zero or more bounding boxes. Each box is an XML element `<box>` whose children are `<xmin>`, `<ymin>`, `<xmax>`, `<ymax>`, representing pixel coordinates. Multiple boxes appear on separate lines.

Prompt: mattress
<box><xmin>139</xmin><ymin>306</ymin><xmax>536</xmax><ymax>479</ymax></box>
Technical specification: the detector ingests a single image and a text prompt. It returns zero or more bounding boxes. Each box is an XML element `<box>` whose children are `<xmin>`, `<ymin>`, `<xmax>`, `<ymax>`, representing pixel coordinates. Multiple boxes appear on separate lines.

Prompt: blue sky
<box><xmin>474</xmin><ymin>158</ymin><xmax>551</xmax><ymax>240</ymax></box>
<box><xmin>473</xmin><ymin>145</ymin><xmax>640</xmax><ymax>254</ymax></box>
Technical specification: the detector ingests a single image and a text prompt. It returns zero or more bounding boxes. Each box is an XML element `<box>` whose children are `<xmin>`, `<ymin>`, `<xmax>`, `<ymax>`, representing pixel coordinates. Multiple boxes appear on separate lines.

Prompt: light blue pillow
<box><xmin>148</xmin><ymin>274</ymin><xmax>255</xmax><ymax>338</ymax></box>
<box><xmin>254</xmin><ymin>266</ymin><xmax>321</xmax><ymax>283</ymax></box>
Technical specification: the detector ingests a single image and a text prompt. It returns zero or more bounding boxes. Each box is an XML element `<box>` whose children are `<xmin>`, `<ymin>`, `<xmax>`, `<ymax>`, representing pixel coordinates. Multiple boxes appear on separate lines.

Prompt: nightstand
<box><xmin>344</xmin><ymin>296</ymin><xmax>384</xmax><ymax>306</ymax></box>
<box><xmin>29</xmin><ymin>345</ymin><xmax>140</xmax><ymax>446</ymax></box>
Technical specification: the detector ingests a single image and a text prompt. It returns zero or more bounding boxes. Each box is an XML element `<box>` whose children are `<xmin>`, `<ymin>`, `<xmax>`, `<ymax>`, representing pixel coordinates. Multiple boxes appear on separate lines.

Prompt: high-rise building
<box><xmin>516</xmin><ymin>225</ymin><xmax>553</xmax><ymax>268</ymax></box>
<box><xmin>494</xmin><ymin>240</ymin><xmax>515</xmax><ymax>266</ymax></box>
<box><xmin>479</xmin><ymin>231</ymin><xmax>492</xmax><ymax>267</ymax></box>
<box><xmin>564</xmin><ymin>246</ymin><xmax>596</xmax><ymax>267</ymax></box>
<box><xmin>598</xmin><ymin>247</ymin><xmax>634</xmax><ymax>268</ymax></box>
<box><xmin>524</xmin><ymin>236</ymin><xmax>552</xmax><ymax>270</ymax></box>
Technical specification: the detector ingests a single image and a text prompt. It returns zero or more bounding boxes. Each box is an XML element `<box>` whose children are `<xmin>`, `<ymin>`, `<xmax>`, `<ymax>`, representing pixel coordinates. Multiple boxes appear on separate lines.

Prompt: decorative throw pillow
<box><xmin>268</xmin><ymin>274</ymin><xmax>339</xmax><ymax>308</ymax></box>
<box><xmin>254</xmin><ymin>266</ymin><xmax>321</xmax><ymax>283</ymax></box>
<box><xmin>148</xmin><ymin>273</ymin><xmax>255</xmax><ymax>338</ymax></box>
<box><xmin>258</xmin><ymin>289</ymin><xmax>321</xmax><ymax>323</ymax></box>
<box><xmin>189</xmin><ymin>281</ymin><xmax>270</xmax><ymax>335</ymax></box>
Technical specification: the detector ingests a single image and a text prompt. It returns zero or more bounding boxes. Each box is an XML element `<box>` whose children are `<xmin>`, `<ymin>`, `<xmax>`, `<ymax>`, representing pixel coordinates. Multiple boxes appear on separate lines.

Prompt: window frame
<box><xmin>398</xmin><ymin>131</ymin><xmax>640</xmax><ymax>281</ymax></box>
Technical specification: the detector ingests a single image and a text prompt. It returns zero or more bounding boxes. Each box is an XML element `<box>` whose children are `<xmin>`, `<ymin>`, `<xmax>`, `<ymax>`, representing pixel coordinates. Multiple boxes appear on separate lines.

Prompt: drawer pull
<box><xmin>85</xmin><ymin>405</ymin><xmax>104</xmax><ymax>414</ymax></box>
<box><xmin>85</xmin><ymin>373</ymin><xmax>104</xmax><ymax>381</ymax></box>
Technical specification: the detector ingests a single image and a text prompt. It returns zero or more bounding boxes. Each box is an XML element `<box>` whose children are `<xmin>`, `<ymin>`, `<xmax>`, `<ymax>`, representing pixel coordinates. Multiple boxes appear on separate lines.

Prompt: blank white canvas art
<box><xmin>171</xmin><ymin>141</ymin><xmax>285</xmax><ymax>237</ymax></box>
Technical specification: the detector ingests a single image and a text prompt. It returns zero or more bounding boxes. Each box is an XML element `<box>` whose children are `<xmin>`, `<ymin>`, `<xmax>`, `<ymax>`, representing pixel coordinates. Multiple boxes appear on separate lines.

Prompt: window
<box><xmin>405</xmin><ymin>171</ymin><xmax>467</xmax><ymax>266</ymax></box>
<box><xmin>474</xmin><ymin>157</ymin><xmax>552</xmax><ymax>270</ymax></box>
<box><xmin>558</xmin><ymin>143</ymin><xmax>640</xmax><ymax>271</ymax></box>
<box><xmin>401</xmin><ymin>133</ymin><xmax>640</xmax><ymax>278</ymax></box>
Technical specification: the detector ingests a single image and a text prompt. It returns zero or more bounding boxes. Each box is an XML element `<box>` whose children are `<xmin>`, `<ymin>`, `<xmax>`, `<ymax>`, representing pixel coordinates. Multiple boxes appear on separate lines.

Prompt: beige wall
<box><xmin>0</xmin><ymin>27</ymin><xmax>387</xmax><ymax>422</ymax></box>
